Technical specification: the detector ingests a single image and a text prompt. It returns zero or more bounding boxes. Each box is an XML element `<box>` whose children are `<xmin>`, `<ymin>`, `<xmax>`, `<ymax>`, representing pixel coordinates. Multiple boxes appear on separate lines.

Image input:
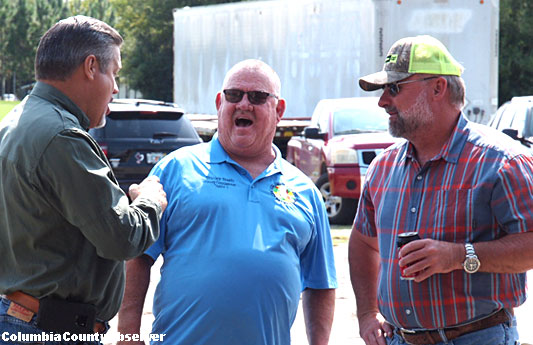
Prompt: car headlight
<box><xmin>331</xmin><ymin>148</ymin><xmax>358</xmax><ymax>164</ymax></box>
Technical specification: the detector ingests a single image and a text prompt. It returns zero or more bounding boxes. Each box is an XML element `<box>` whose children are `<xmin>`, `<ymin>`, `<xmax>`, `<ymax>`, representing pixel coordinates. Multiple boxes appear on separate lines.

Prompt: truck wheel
<box><xmin>316</xmin><ymin>173</ymin><xmax>357</xmax><ymax>225</ymax></box>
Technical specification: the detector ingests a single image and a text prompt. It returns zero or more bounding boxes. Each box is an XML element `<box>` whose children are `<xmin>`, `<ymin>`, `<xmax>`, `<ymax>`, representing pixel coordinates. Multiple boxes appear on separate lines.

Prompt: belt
<box><xmin>5</xmin><ymin>291</ymin><xmax>106</xmax><ymax>334</ymax></box>
<box><xmin>398</xmin><ymin>308</ymin><xmax>512</xmax><ymax>345</ymax></box>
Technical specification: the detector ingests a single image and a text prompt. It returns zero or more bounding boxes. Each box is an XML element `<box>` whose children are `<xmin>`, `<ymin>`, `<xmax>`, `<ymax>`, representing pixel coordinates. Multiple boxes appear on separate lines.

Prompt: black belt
<box><xmin>397</xmin><ymin>309</ymin><xmax>512</xmax><ymax>345</ymax></box>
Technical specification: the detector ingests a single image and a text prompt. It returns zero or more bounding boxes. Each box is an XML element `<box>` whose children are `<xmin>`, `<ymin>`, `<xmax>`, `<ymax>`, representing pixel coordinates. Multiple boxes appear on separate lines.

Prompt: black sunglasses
<box><xmin>382</xmin><ymin>76</ymin><xmax>439</xmax><ymax>97</ymax></box>
<box><xmin>223</xmin><ymin>89</ymin><xmax>278</xmax><ymax>105</ymax></box>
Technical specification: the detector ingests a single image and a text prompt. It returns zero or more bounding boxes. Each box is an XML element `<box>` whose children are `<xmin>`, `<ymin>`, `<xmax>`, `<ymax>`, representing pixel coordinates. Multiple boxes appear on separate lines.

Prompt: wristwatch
<box><xmin>463</xmin><ymin>243</ymin><xmax>481</xmax><ymax>274</ymax></box>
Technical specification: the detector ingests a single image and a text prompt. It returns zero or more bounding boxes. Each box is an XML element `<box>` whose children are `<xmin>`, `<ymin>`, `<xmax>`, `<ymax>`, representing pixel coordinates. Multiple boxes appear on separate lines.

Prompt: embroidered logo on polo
<box><xmin>273</xmin><ymin>184</ymin><xmax>296</xmax><ymax>203</ymax></box>
<box><xmin>205</xmin><ymin>176</ymin><xmax>237</xmax><ymax>189</ymax></box>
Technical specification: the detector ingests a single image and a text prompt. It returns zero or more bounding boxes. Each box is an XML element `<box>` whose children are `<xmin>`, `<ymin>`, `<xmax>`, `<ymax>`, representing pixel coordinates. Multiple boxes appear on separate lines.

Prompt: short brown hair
<box><xmin>35</xmin><ymin>15</ymin><xmax>123</xmax><ymax>81</ymax></box>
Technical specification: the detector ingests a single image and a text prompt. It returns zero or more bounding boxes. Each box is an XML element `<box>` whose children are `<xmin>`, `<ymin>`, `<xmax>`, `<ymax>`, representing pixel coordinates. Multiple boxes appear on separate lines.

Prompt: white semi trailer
<box><xmin>174</xmin><ymin>0</ymin><xmax>499</xmax><ymax>124</ymax></box>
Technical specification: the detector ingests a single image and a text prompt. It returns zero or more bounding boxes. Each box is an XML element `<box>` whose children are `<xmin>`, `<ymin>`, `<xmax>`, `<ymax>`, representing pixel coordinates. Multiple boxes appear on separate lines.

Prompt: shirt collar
<box><xmin>31</xmin><ymin>81</ymin><xmax>91</xmax><ymax>130</ymax></box>
<box><xmin>208</xmin><ymin>133</ymin><xmax>283</xmax><ymax>177</ymax></box>
<box><xmin>401</xmin><ymin>113</ymin><xmax>469</xmax><ymax>165</ymax></box>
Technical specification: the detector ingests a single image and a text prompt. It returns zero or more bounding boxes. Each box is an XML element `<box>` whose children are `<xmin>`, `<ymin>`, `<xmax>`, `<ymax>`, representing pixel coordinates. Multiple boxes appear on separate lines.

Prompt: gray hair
<box><xmin>35</xmin><ymin>15</ymin><xmax>123</xmax><ymax>81</ymax></box>
<box><xmin>442</xmin><ymin>75</ymin><xmax>466</xmax><ymax>109</ymax></box>
<box><xmin>222</xmin><ymin>59</ymin><xmax>282</xmax><ymax>96</ymax></box>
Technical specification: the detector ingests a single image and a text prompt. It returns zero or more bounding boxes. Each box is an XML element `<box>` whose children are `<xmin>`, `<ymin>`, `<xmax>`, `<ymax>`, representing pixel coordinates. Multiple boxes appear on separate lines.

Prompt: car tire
<box><xmin>316</xmin><ymin>173</ymin><xmax>357</xmax><ymax>225</ymax></box>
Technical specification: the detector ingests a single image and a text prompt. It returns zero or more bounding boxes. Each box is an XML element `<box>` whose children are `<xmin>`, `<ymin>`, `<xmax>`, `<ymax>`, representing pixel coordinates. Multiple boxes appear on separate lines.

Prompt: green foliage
<box><xmin>111</xmin><ymin>0</ymin><xmax>242</xmax><ymax>101</ymax></box>
<box><xmin>0</xmin><ymin>0</ymin><xmax>8</xmax><ymax>80</ymax></box>
<box><xmin>0</xmin><ymin>0</ymin><xmax>113</xmax><ymax>98</ymax></box>
<box><xmin>499</xmin><ymin>0</ymin><xmax>533</xmax><ymax>105</ymax></box>
<box><xmin>6</xmin><ymin>0</ymin><xmax>37</xmax><ymax>86</ymax></box>
<box><xmin>0</xmin><ymin>0</ymin><xmax>70</xmax><ymax>97</ymax></box>
<box><xmin>67</xmin><ymin>0</ymin><xmax>116</xmax><ymax>26</ymax></box>
<box><xmin>110</xmin><ymin>0</ymin><xmax>175</xmax><ymax>101</ymax></box>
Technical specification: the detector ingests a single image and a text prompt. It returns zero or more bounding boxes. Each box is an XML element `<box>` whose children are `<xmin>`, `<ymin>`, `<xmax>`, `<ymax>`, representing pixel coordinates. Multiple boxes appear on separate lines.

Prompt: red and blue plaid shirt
<box><xmin>354</xmin><ymin>115</ymin><xmax>533</xmax><ymax>330</ymax></box>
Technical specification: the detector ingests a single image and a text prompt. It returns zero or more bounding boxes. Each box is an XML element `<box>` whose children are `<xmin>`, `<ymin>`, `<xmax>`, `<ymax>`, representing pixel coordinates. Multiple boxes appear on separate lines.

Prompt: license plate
<box><xmin>146</xmin><ymin>152</ymin><xmax>166</xmax><ymax>164</ymax></box>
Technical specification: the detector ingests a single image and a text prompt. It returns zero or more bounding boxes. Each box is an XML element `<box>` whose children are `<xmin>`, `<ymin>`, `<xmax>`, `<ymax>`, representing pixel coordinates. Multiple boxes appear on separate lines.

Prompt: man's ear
<box><xmin>276</xmin><ymin>98</ymin><xmax>286</xmax><ymax>122</ymax></box>
<box><xmin>433</xmin><ymin>77</ymin><xmax>448</xmax><ymax>100</ymax></box>
<box><xmin>215</xmin><ymin>92</ymin><xmax>222</xmax><ymax>110</ymax></box>
<box><xmin>83</xmin><ymin>55</ymin><xmax>98</xmax><ymax>80</ymax></box>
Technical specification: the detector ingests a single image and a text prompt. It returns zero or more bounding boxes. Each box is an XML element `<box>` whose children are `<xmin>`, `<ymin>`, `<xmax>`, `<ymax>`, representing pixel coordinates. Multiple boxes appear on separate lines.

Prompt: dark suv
<box><xmin>89</xmin><ymin>99</ymin><xmax>202</xmax><ymax>192</ymax></box>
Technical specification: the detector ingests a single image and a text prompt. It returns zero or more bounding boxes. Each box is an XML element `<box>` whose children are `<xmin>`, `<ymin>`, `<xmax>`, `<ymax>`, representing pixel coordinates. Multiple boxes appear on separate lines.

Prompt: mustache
<box><xmin>384</xmin><ymin>106</ymin><xmax>397</xmax><ymax>114</ymax></box>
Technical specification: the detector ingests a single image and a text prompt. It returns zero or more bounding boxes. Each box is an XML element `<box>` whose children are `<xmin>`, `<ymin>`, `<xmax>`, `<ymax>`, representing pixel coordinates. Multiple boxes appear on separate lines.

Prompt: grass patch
<box><xmin>0</xmin><ymin>101</ymin><xmax>20</xmax><ymax>121</ymax></box>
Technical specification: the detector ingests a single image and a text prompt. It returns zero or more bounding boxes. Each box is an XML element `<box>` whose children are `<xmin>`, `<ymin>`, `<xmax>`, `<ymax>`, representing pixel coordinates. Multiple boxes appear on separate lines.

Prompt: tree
<box><xmin>67</xmin><ymin>0</ymin><xmax>116</xmax><ymax>25</ymax></box>
<box><xmin>111</xmin><ymin>0</ymin><xmax>243</xmax><ymax>102</ymax></box>
<box><xmin>0</xmin><ymin>0</ymin><xmax>69</xmax><ymax>98</ymax></box>
<box><xmin>0</xmin><ymin>0</ymin><xmax>9</xmax><ymax>95</ymax></box>
<box><xmin>0</xmin><ymin>0</ymin><xmax>114</xmax><ymax>99</ymax></box>
<box><xmin>499</xmin><ymin>0</ymin><xmax>533</xmax><ymax>105</ymax></box>
<box><xmin>3</xmin><ymin>0</ymin><xmax>44</xmax><ymax>97</ymax></box>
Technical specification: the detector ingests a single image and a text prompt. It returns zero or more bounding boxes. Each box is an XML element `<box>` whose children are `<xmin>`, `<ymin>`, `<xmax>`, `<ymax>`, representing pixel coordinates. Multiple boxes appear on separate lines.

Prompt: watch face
<box><xmin>464</xmin><ymin>257</ymin><xmax>480</xmax><ymax>273</ymax></box>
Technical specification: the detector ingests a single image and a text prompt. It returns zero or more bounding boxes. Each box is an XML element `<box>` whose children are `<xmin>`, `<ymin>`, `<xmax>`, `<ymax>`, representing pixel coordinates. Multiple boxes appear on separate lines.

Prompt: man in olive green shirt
<box><xmin>0</xmin><ymin>16</ymin><xmax>167</xmax><ymax>339</ymax></box>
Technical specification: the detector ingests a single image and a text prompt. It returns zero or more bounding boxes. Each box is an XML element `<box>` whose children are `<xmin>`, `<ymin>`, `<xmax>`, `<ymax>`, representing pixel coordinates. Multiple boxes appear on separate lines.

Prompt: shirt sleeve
<box><xmin>352</xmin><ymin>182</ymin><xmax>378</xmax><ymax>237</ymax></box>
<box><xmin>299</xmin><ymin>187</ymin><xmax>338</xmax><ymax>290</ymax></box>
<box><xmin>492</xmin><ymin>154</ymin><xmax>533</xmax><ymax>234</ymax></box>
<box><xmin>352</xmin><ymin>159</ymin><xmax>379</xmax><ymax>237</ymax></box>
<box><xmin>36</xmin><ymin>129</ymin><xmax>161</xmax><ymax>260</ymax></box>
<box><xmin>144</xmin><ymin>156</ymin><xmax>177</xmax><ymax>260</ymax></box>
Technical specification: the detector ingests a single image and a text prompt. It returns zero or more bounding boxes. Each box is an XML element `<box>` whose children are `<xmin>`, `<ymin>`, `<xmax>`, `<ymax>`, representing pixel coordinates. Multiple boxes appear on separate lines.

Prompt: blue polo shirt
<box><xmin>145</xmin><ymin>136</ymin><xmax>337</xmax><ymax>345</ymax></box>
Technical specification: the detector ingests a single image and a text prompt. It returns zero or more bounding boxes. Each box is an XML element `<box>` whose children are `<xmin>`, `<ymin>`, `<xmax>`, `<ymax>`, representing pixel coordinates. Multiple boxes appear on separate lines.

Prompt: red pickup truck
<box><xmin>286</xmin><ymin>97</ymin><xmax>397</xmax><ymax>224</ymax></box>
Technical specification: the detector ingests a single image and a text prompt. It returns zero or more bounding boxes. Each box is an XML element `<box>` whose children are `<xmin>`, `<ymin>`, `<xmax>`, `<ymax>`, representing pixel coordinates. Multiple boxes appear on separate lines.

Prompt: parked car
<box><xmin>287</xmin><ymin>97</ymin><xmax>396</xmax><ymax>224</ymax></box>
<box><xmin>2</xmin><ymin>93</ymin><xmax>17</xmax><ymax>101</ymax></box>
<box><xmin>488</xmin><ymin>96</ymin><xmax>533</xmax><ymax>149</ymax></box>
<box><xmin>89</xmin><ymin>99</ymin><xmax>202</xmax><ymax>193</ymax></box>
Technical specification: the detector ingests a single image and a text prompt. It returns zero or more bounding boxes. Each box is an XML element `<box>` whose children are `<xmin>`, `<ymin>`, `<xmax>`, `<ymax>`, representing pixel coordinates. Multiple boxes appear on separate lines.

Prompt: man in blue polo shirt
<box><xmin>117</xmin><ymin>59</ymin><xmax>337</xmax><ymax>345</ymax></box>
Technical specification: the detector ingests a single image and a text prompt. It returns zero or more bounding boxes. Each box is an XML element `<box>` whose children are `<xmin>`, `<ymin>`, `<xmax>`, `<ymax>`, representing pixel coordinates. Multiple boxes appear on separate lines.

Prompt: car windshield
<box><xmin>104</xmin><ymin>111</ymin><xmax>192</xmax><ymax>139</ymax></box>
<box><xmin>333</xmin><ymin>108</ymin><xmax>389</xmax><ymax>136</ymax></box>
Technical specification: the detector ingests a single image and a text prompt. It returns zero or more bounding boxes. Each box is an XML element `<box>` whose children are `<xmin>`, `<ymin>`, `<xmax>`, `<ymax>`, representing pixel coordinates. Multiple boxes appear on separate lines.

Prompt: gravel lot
<box><xmin>105</xmin><ymin>230</ymin><xmax>533</xmax><ymax>344</ymax></box>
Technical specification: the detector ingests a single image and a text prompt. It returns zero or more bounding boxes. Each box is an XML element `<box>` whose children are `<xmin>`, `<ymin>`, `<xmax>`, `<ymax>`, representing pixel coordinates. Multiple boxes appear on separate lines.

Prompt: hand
<box><xmin>358</xmin><ymin>312</ymin><xmax>393</xmax><ymax>345</ymax></box>
<box><xmin>399</xmin><ymin>239</ymin><xmax>464</xmax><ymax>282</ymax></box>
<box><xmin>128</xmin><ymin>176</ymin><xmax>168</xmax><ymax>213</ymax></box>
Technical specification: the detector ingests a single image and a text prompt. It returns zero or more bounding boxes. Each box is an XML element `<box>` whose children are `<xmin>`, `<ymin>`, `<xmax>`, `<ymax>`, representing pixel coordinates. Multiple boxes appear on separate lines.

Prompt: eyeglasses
<box><xmin>223</xmin><ymin>89</ymin><xmax>278</xmax><ymax>105</ymax></box>
<box><xmin>382</xmin><ymin>76</ymin><xmax>439</xmax><ymax>97</ymax></box>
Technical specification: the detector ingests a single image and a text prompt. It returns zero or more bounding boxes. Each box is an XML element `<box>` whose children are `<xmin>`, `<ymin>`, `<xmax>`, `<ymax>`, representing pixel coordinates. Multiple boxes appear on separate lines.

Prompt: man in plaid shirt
<box><xmin>349</xmin><ymin>35</ymin><xmax>533</xmax><ymax>345</ymax></box>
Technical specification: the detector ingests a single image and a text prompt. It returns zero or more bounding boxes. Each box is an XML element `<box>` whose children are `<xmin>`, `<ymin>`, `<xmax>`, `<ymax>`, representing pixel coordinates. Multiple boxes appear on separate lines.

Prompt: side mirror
<box><xmin>304</xmin><ymin>127</ymin><xmax>326</xmax><ymax>140</ymax></box>
<box><xmin>502</xmin><ymin>128</ymin><xmax>532</xmax><ymax>147</ymax></box>
<box><xmin>502</xmin><ymin>128</ymin><xmax>519</xmax><ymax>140</ymax></box>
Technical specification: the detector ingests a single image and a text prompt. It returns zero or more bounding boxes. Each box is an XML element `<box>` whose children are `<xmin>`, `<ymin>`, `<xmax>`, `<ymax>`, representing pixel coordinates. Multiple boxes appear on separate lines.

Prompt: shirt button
<box><xmin>411</xmin><ymin>207</ymin><xmax>416</xmax><ymax>213</ymax></box>
<box><xmin>406</xmin><ymin>309</ymin><xmax>412</xmax><ymax>315</ymax></box>
<box><xmin>416</xmin><ymin>175</ymin><xmax>423</xmax><ymax>181</ymax></box>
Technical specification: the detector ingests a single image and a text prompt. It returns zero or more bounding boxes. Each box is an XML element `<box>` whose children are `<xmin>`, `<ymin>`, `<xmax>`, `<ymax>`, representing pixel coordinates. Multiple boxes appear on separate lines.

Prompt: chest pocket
<box><xmin>425</xmin><ymin>188</ymin><xmax>474</xmax><ymax>241</ymax></box>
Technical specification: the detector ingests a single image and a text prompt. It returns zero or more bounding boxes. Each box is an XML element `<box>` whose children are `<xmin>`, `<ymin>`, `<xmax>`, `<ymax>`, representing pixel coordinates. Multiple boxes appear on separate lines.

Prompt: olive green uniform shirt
<box><xmin>0</xmin><ymin>82</ymin><xmax>161</xmax><ymax>321</ymax></box>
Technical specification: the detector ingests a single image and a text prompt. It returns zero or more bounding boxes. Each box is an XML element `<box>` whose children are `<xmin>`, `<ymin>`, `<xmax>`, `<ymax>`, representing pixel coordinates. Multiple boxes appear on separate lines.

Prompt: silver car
<box><xmin>489</xmin><ymin>96</ymin><xmax>533</xmax><ymax>148</ymax></box>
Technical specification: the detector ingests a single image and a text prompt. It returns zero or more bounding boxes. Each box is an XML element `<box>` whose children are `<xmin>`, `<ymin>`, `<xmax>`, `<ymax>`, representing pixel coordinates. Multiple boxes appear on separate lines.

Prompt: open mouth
<box><xmin>385</xmin><ymin>107</ymin><xmax>398</xmax><ymax>116</ymax></box>
<box><xmin>235</xmin><ymin>117</ymin><xmax>253</xmax><ymax>127</ymax></box>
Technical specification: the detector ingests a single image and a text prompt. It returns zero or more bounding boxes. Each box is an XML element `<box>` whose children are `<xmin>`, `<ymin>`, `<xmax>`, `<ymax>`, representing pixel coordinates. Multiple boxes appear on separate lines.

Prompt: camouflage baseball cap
<box><xmin>359</xmin><ymin>35</ymin><xmax>464</xmax><ymax>91</ymax></box>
